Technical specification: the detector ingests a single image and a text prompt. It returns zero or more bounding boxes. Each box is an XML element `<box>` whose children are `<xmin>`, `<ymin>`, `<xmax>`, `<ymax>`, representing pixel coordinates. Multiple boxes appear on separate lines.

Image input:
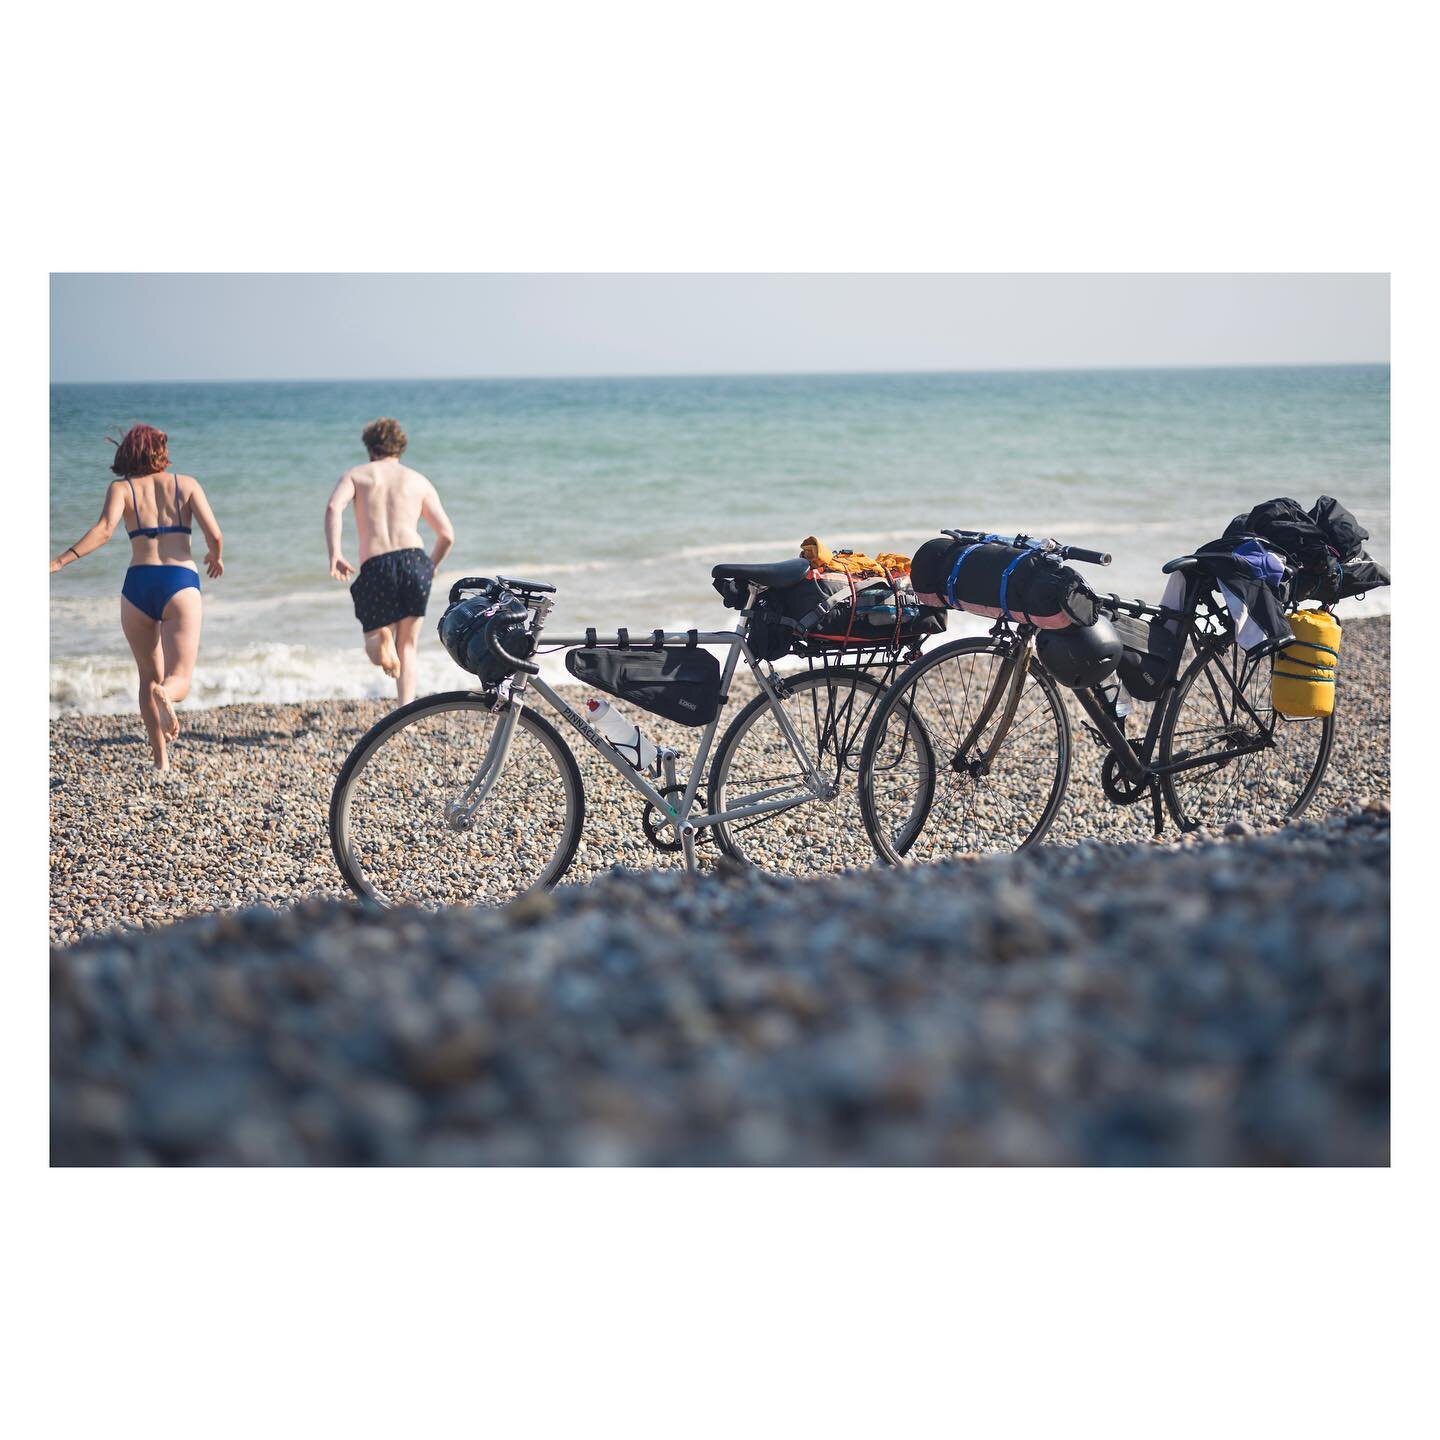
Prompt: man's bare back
<box><xmin>330</xmin><ymin>458</ymin><xmax>448</xmax><ymax>568</ymax></box>
<box><xmin>325</xmin><ymin>419</ymin><xmax>456</xmax><ymax>706</ymax></box>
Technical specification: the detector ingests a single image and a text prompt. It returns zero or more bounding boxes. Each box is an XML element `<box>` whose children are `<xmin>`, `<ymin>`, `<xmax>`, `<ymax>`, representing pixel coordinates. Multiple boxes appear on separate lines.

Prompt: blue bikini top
<box><xmin>125</xmin><ymin>473</ymin><xmax>191</xmax><ymax>539</ymax></box>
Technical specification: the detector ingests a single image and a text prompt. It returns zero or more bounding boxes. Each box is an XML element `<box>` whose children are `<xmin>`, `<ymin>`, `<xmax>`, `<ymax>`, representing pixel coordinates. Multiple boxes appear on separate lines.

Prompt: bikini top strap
<box><xmin>173</xmin><ymin>471</ymin><xmax>182</xmax><ymax>521</ymax></box>
<box><xmin>124</xmin><ymin>476</ymin><xmax>141</xmax><ymax>527</ymax></box>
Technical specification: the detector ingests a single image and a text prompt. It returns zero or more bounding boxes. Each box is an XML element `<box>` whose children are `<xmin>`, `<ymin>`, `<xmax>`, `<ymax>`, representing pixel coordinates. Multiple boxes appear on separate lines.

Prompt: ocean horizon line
<box><xmin>50</xmin><ymin>359</ymin><xmax>1391</xmax><ymax>389</ymax></box>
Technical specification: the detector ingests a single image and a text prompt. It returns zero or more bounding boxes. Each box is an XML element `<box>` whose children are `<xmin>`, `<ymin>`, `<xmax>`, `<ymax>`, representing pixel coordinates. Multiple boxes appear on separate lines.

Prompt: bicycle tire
<box><xmin>858</xmin><ymin>635</ymin><xmax>1072</xmax><ymax>864</ymax></box>
<box><xmin>708</xmin><ymin>669</ymin><xmax>934</xmax><ymax>872</ymax></box>
<box><xmin>1158</xmin><ymin>643</ymin><xmax>1335</xmax><ymax>832</ymax></box>
<box><xmin>330</xmin><ymin>691</ymin><xmax>585</xmax><ymax>908</ymax></box>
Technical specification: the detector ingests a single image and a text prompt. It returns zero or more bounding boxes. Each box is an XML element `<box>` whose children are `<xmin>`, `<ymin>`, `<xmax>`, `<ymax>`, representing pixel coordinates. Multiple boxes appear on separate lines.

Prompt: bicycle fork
<box><xmin>952</xmin><ymin>637</ymin><xmax>1033</xmax><ymax>777</ymax></box>
<box><xmin>444</xmin><ymin>696</ymin><xmax>522</xmax><ymax>831</ymax></box>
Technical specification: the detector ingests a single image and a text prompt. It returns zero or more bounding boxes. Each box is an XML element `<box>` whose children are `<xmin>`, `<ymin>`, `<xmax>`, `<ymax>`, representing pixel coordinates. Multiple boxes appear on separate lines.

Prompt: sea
<box><xmin>49</xmin><ymin>366</ymin><xmax>1390</xmax><ymax>715</ymax></box>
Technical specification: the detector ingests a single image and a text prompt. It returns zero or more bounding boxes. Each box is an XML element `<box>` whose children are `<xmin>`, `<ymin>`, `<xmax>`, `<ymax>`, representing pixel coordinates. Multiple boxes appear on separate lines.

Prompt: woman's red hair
<box><xmin>109</xmin><ymin>424</ymin><xmax>170</xmax><ymax>478</ymax></box>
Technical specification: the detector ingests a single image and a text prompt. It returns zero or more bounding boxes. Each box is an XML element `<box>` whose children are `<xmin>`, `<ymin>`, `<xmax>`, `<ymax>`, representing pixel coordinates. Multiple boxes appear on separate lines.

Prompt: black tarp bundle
<box><xmin>1223</xmin><ymin>495</ymin><xmax>1390</xmax><ymax>604</ymax></box>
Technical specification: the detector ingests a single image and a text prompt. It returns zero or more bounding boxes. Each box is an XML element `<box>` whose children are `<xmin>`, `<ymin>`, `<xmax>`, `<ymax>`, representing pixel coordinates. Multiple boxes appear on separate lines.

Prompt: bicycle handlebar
<box><xmin>941</xmin><ymin>530</ymin><xmax>1111</xmax><ymax>567</ymax></box>
<box><xmin>487</xmin><ymin>622</ymin><xmax>540</xmax><ymax>676</ymax></box>
<box><xmin>449</xmin><ymin>575</ymin><xmax>495</xmax><ymax>606</ymax></box>
<box><xmin>448</xmin><ymin>574</ymin><xmax>559</xmax><ymax>606</ymax></box>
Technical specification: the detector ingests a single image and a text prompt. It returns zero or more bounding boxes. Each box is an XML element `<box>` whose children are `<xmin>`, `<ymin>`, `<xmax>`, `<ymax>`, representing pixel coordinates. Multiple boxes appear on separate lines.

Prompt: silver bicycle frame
<box><xmin>448</xmin><ymin>593</ymin><xmax>840</xmax><ymax>868</ymax></box>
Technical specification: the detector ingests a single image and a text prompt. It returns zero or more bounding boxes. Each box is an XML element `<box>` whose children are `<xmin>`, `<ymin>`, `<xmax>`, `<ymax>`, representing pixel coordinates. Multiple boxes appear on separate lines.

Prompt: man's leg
<box><xmin>393</xmin><ymin>615</ymin><xmax>423</xmax><ymax>706</ymax></box>
<box><xmin>364</xmin><ymin>627</ymin><xmax>400</xmax><ymax>679</ymax></box>
<box><xmin>120</xmin><ymin>597</ymin><xmax>168</xmax><ymax>769</ymax></box>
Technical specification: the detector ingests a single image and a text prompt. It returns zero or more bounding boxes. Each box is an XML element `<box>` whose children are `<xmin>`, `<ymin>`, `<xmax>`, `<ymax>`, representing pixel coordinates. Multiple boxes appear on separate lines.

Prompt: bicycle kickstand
<box><xmin>662</xmin><ymin>751</ymin><xmax>699</xmax><ymax>874</ymax></box>
<box><xmin>1150</xmin><ymin>780</ymin><xmax>1166</xmax><ymax>839</ymax></box>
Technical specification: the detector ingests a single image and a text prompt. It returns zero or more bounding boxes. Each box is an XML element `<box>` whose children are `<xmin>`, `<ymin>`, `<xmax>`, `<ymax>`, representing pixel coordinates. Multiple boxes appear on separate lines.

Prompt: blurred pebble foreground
<box><xmin>51</xmin><ymin>808</ymin><xmax>1388</xmax><ymax>1166</ymax></box>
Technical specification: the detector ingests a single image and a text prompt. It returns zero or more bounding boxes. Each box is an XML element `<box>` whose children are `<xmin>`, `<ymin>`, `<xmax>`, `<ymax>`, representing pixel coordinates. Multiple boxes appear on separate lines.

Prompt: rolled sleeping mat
<box><xmin>911</xmin><ymin>537</ymin><xmax>1099</xmax><ymax>629</ymax></box>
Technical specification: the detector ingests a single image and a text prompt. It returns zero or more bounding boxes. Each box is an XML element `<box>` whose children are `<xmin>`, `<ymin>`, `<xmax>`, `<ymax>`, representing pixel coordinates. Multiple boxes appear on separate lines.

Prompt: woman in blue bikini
<box><xmin>50</xmin><ymin>424</ymin><xmax>224</xmax><ymax>770</ymax></box>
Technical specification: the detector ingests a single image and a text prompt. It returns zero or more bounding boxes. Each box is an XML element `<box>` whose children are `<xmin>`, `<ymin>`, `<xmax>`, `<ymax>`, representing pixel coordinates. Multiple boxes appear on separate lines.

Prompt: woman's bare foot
<box><xmin>151</xmin><ymin>681</ymin><xmax>180</xmax><ymax>740</ymax></box>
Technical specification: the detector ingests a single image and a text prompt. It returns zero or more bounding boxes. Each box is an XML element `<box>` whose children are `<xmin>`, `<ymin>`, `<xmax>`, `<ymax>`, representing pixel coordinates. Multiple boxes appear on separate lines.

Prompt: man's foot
<box><xmin>366</xmin><ymin>627</ymin><xmax>401</xmax><ymax>679</ymax></box>
<box><xmin>151</xmin><ymin>682</ymin><xmax>180</xmax><ymax>740</ymax></box>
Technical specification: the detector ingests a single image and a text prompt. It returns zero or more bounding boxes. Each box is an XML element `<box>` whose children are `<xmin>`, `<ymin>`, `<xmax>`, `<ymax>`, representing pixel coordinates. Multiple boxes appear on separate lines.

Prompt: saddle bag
<box><xmin>565</xmin><ymin>643</ymin><xmax>722</xmax><ymax>727</ymax></box>
<box><xmin>1110</xmin><ymin>612</ymin><xmax>1185</xmax><ymax>701</ymax></box>
<box><xmin>1271</xmin><ymin>610</ymin><xmax>1340</xmax><ymax>719</ymax></box>
<box><xmin>911</xmin><ymin>537</ymin><xmax>1098</xmax><ymax>629</ymax></box>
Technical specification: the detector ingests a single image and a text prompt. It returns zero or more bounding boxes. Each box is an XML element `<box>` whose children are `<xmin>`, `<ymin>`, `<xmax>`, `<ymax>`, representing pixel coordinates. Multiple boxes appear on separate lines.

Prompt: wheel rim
<box><xmin>333</xmin><ymin>700</ymin><xmax>580</xmax><ymax>907</ymax></box>
<box><xmin>711</xmin><ymin>670</ymin><xmax>931</xmax><ymax>873</ymax></box>
<box><xmin>864</xmin><ymin>639</ymin><xmax>1070</xmax><ymax>861</ymax></box>
<box><xmin>1161</xmin><ymin>645</ymin><xmax>1333</xmax><ymax>830</ymax></box>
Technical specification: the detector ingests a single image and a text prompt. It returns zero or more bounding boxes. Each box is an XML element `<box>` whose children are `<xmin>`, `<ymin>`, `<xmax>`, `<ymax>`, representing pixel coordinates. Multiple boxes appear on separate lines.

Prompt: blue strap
<box><xmin>946</xmin><ymin>536</ymin><xmax>1017</xmax><ymax>609</ymax></box>
<box><xmin>945</xmin><ymin>545</ymin><xmax>983</xmax><ymax>606</ymax></box>
<box><xmin>998</xmin><ymin>550</ymin><xmax>1037</xmax><ymax>621</ymax></box>
<box><xmin>173</xmin><ymin>472</ymin><xmax>182</xmax><ymax>521</ymax></box>
<box><xmin>124</xmin><ymin>477</ymin><xmax>147</xmax><ymax>535</ymax></box>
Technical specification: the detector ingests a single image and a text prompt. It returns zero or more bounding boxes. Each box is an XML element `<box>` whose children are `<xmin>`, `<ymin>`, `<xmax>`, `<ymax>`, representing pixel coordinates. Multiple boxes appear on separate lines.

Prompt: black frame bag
<box><xmin>1110</xmin><ymin>612</ymin><xmax>1185</xmax><ymax>701</ymax></box>
<box><xmin>565</xmin><ymin>644</ymin><xmax>721</xmax><ymax>727</ymax></box>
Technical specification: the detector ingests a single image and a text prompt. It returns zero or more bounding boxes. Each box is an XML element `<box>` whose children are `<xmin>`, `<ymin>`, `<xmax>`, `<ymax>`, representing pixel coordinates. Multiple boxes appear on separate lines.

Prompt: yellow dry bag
<box><xmin>1272</xmin><ymin>609</ymin><xmax>1341</xmax><ymax>719</ymax></box>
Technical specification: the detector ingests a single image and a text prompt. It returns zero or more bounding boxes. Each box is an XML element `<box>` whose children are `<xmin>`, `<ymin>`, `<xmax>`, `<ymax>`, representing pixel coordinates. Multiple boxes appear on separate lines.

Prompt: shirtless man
<box><xmin>326</xmin><ymin>418</ymin><xmax>455</xmax><ymax>706</ymax></box>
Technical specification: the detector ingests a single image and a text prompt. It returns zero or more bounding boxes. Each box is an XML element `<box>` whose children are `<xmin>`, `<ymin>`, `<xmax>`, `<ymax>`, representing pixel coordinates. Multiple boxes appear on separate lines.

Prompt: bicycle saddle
<box><xmin>1161</xmin><ymin>555</ymin><xmax>1201</xmax><ymax>574</ymax></box>
<box><xmin>710</xmin><ymin>558</ymin><xmax>811</xmax><ymax>587</ymax></box>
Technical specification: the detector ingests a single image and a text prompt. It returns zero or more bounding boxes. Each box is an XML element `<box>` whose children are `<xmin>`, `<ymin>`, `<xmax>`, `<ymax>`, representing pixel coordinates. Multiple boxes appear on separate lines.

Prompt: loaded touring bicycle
<box><xmin>855</xmin><ymin>527</ymin><xmax>1359</xmax><ymax>864</ymax></box>
<box><xmin>329</xmin><ymin>563</ymin><xmax>942</xmax><ymax>907</ymax></box>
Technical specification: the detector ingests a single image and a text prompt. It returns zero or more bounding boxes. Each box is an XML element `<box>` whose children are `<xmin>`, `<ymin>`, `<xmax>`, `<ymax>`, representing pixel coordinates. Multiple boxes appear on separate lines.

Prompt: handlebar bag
<box><xmin>565</xmin><ymin>645</ymin><xmax>722</xmax><ymax>727</ymax></box>
<box><xmin>911</xmin><ymin>538</ymin><xmax>1098</xmax><ymax>629</ymax></box>
<box><xmin>437</xmin><ymin>590</ymin><xmax>535</xmax><ymax>686</ymax></box>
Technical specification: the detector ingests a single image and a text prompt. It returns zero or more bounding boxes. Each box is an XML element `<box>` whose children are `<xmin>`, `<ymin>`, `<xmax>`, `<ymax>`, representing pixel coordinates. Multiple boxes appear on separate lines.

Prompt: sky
<box><xmin>50</xmin><ymin>273</ymin><xmax>1389</xmax><ymax>383</ymax></box>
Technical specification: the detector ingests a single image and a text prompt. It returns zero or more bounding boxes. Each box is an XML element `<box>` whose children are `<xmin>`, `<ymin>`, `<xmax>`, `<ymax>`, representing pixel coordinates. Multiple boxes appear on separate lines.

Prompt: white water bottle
<box><xmin>585</xmin><ymin>698</ymin><xmax>661</xmax><ymax>776</ymax></box>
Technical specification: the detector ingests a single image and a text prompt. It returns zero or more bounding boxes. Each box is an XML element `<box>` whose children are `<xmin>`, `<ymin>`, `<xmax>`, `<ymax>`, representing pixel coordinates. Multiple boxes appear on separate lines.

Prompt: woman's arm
<box><xmin>50</xmin><ymin>482</ymin><xmax>126</xmax><ymax>573</ymax></box>
<box><xmin>185</xmin><ymin>477</ymin><xmax>225</xmax><ymax>579</ymax></box>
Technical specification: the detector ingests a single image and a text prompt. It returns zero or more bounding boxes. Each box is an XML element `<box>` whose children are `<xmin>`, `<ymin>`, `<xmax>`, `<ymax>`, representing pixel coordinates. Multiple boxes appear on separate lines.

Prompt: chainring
<box><xmin>1101</xmin><ymin>744</ymin><xmax>1153</xmax><ymax>805</ymax></box>
<box><xmin>641</xmin><ymin>785</ymin><xmax>711</xmax><ymax>853</ymax></box>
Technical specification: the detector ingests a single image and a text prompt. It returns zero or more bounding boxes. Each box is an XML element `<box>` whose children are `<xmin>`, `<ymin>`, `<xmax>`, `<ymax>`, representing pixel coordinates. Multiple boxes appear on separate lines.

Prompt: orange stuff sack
<box><xmin>799</xmin><ymin>536</ymin><xmax>911</xmax><ymax>578</ymax></box>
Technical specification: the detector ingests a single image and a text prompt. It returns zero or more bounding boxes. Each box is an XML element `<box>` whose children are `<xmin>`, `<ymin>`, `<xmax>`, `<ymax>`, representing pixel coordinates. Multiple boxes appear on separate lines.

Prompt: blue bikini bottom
<box><xmin>122</xmin><ymin>565</ymin><xmax>201</xmax><ymax>622</ymax></box>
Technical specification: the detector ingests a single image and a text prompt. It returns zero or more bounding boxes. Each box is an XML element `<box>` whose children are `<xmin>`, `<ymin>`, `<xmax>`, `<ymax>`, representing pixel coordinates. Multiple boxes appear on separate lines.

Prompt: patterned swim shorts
<box><xmin>350</xmin><ymin>547</ymin><xmax>434</xmax><ymax>632</ymax></box>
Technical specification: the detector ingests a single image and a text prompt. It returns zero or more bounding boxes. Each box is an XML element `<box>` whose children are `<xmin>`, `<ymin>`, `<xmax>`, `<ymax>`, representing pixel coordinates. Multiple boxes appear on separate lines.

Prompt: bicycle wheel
<box><xmin>330</xmin><ymin>692</ymin><xmax>585</xmax><ymax>907</ymax></box>
<box><xmin>1159</xmin><ymin>642</ymin><xmax>1335</xmax><ymax>832</ymax></box>
<box><xmin>708</xmin><ymin>668</ymin><xmax>935</xmax><ymax>873</ymax></box>
<box><xmin>859</xmin><ymin>636</ymin><xmax>1072</xmax><ymax>863</ymax></box>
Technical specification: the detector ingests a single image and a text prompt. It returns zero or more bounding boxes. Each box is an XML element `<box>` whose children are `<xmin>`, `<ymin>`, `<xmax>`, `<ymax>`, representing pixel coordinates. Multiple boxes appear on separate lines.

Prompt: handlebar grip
<box><xmin>487</xmin><ymin>625</ymin><xmax>540</xmax><ymax>676</ymax></box>
<box><xmin>1066</xmin><ymin>547</ymin><xmax>1112</xmax><ymax>566</ymax></box>
<box><xmin>449</xmin><ymin>576</ymin><xmax>496</xmax><ymax>606</ymax></box>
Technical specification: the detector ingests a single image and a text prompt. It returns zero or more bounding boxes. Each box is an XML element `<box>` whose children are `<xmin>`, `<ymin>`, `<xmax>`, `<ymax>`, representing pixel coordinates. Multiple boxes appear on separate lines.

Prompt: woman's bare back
<box><xmin>121</xmin><ymin>470</ymin><xmax>197</xmax><ymax>570</ymax></box>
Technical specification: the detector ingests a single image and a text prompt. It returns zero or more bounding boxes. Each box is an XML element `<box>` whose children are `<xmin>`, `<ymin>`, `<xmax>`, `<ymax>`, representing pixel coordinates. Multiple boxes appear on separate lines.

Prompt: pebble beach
<box><xmin>49</xmin><ymin>616</ymin><xmax>1390</xmax><ymax>1165</ymax></box>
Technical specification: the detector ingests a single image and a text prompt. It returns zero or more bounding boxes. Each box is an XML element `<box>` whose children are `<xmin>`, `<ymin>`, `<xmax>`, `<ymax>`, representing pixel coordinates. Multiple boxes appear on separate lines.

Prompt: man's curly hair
<box><xmin>362</xmin><ymin>417</ymin><xmax>408</xmax><ymax>459</ymax></box>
